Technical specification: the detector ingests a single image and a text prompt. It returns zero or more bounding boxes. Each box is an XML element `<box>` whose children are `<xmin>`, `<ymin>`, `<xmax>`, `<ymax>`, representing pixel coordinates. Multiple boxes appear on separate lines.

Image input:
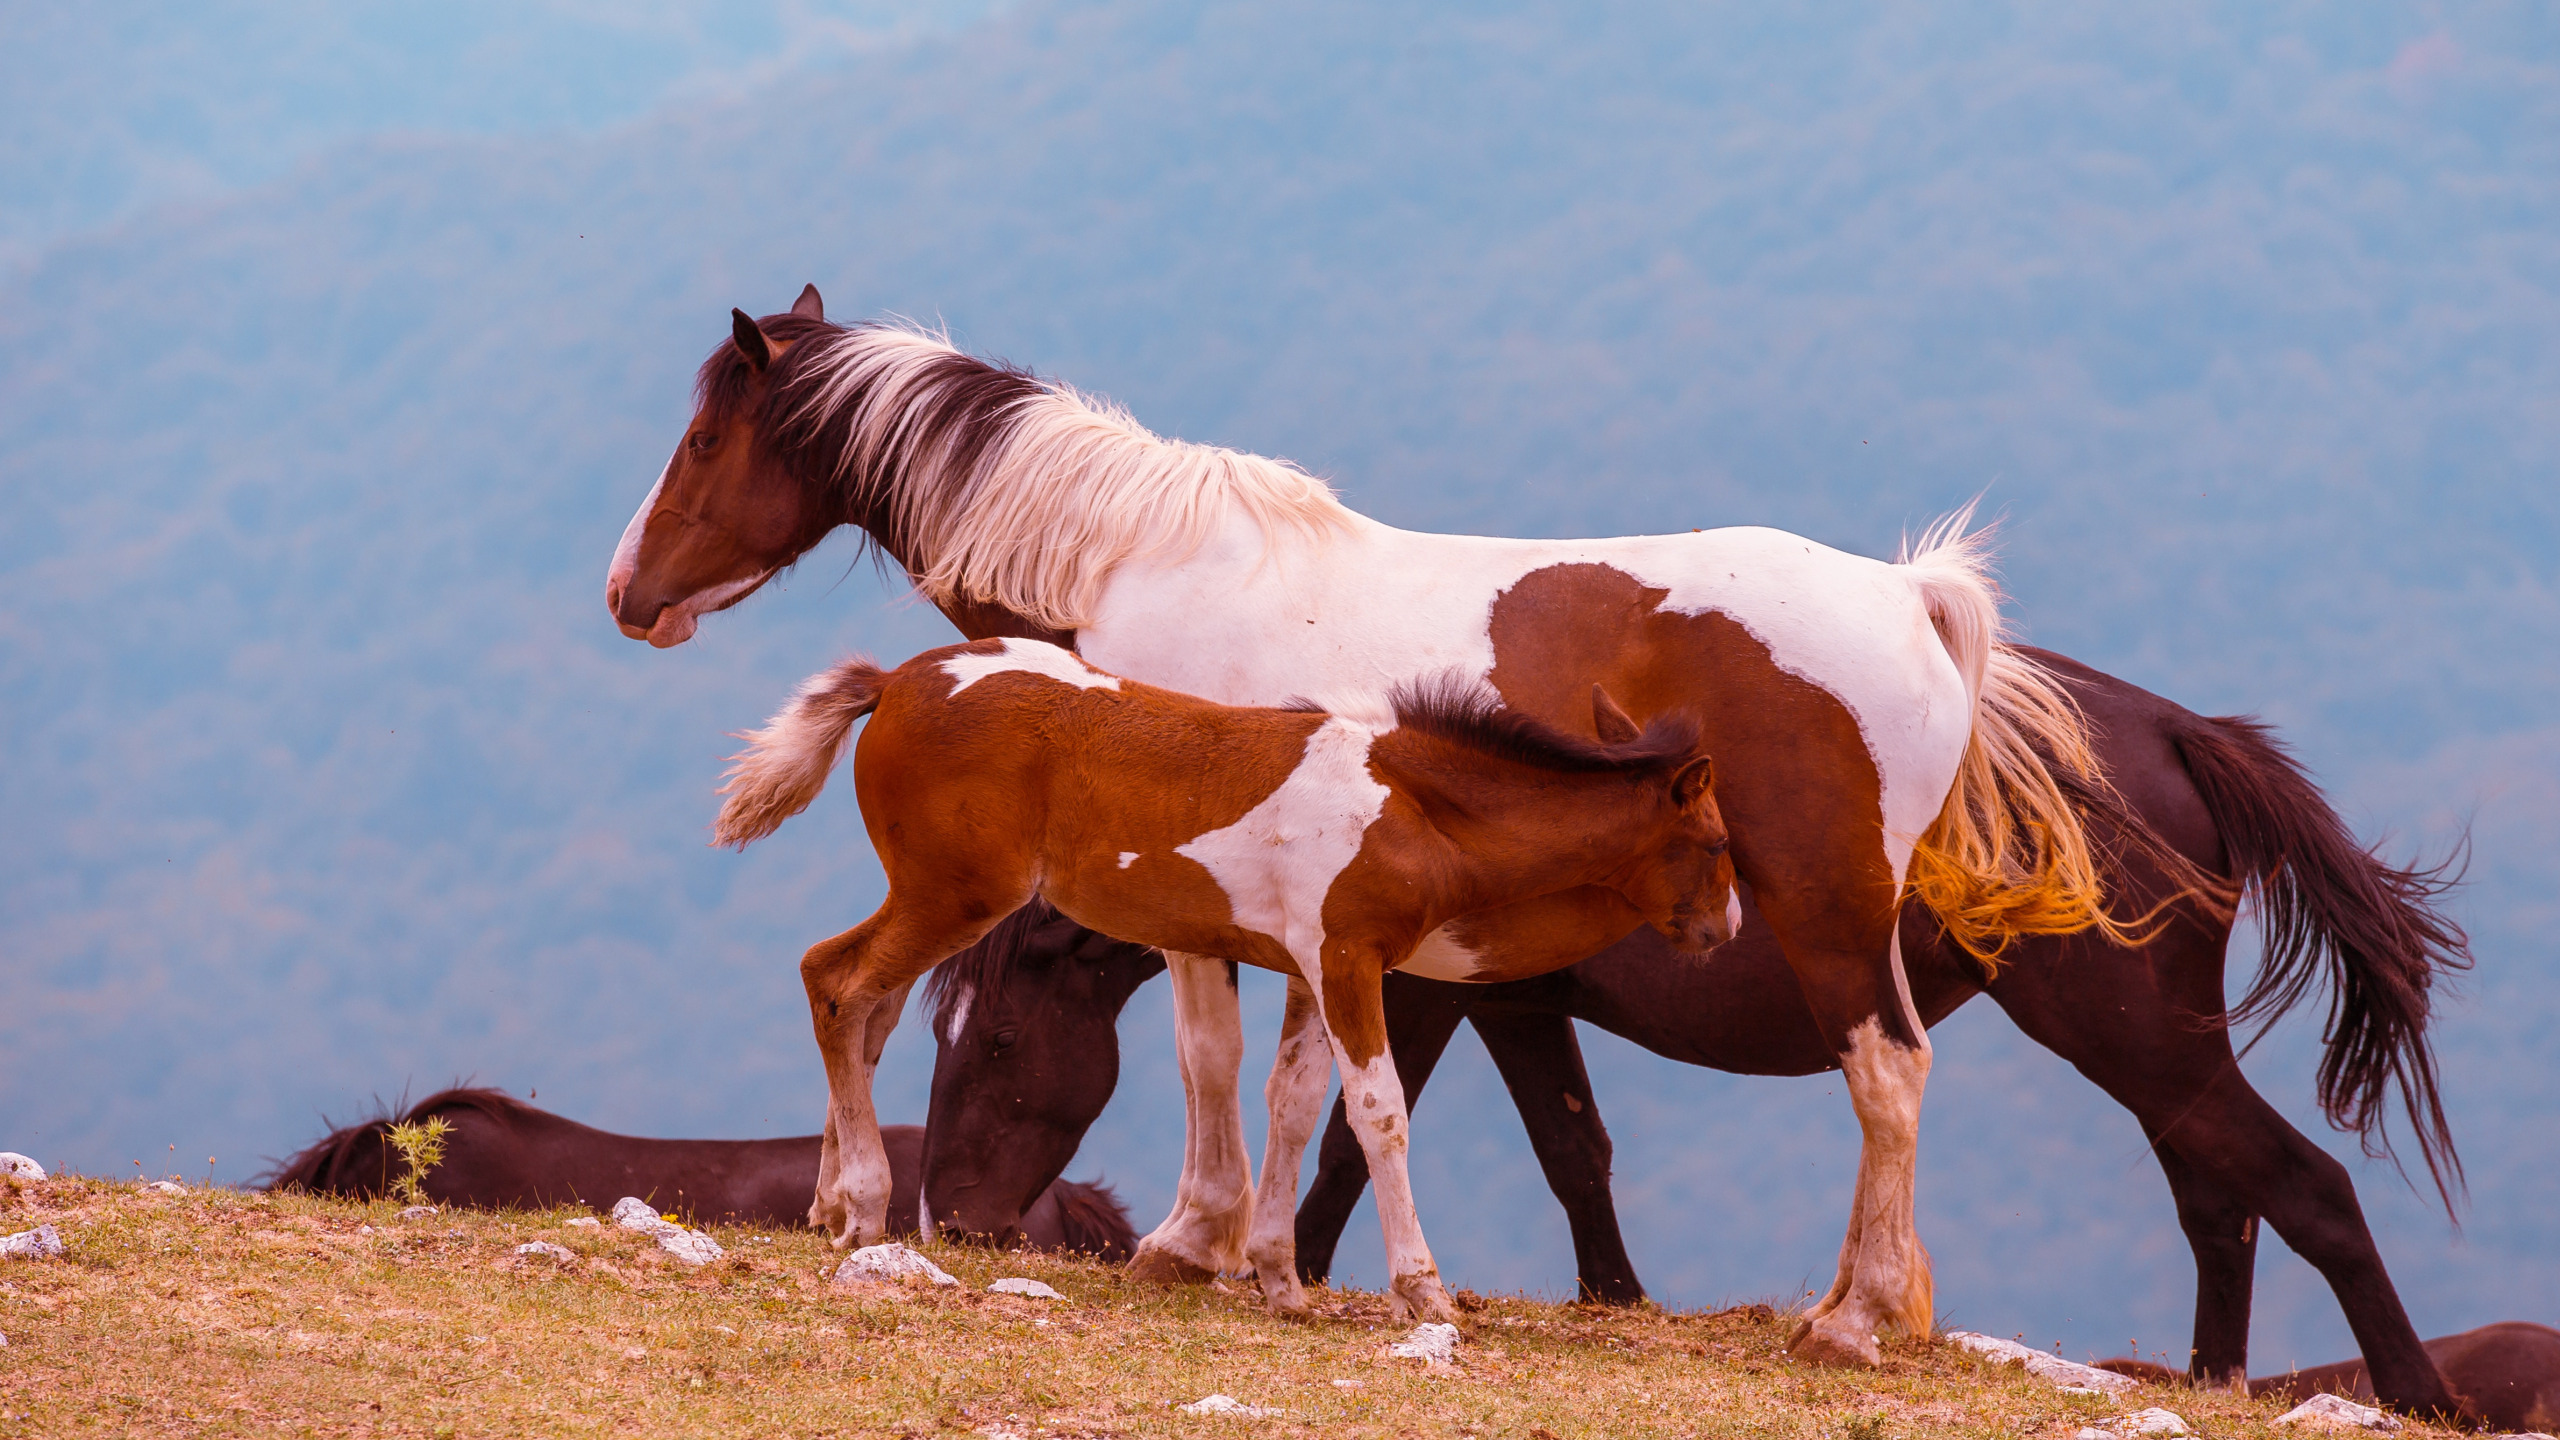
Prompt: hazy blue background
<box><xmin>5</xmin><ymin>0</ymin><xmax>2554</xmax><ymax>1372</ymax></box>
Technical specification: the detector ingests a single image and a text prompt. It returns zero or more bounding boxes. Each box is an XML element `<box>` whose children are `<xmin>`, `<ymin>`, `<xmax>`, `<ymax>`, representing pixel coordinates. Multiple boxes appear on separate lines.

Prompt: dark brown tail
<box><xmin>1050</xmin><ymin>1177</ymin><xmax>1137</xmax><ymax>1262</ymax></box>
<box><xmin>713</xmin><ymin>657</ymin><xmax>892</xmax><ymax>847</ymax></box>
<box><xmin>2172</xmin><ymin>713</ymin><xmax>2471</xmax><ymax>1209</ymax></box>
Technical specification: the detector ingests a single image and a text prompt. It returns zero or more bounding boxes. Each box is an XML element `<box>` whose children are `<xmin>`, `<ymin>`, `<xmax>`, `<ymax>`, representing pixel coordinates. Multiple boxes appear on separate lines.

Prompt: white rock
<box><xmin>564</xmin><ymin>1216</ymin><xmax>601</xmax><ymax>1228</ymax></box>
<box><xmin>0</xmin><ymin>1154</ymin><xmax>45</xmax><ymax>1181</ymax></box>
<box><xmin>397</xmin><ymin>1205</ymin><xmax>438</xmax><ymax>1220</ymax></box>
<box><xmin>1180</xmin><ymin>1394</ymin><xmax>1284</xmax><ymax>1417</ymax></box>
<box><xmin>1388</xmin><ymin>1321</ymin><xmax>1461</xmax><ymax>1367</ymax></box>
<box><xmin>2273</xmin><ymin>1393</ymin><xmax>2404</xmax><ymax>1432</ymax></box>
<box><xmin>1946</xmin><ymin>1332</ymin><xmax>2138</xmax><ymax>1394</ymax></box>
<box><xmin>610</xmin><ymin>1196</ymin><xmax>675</xmax><ymax>1233</ymax></box>
<box><xmin>2078</xmin><ymin>1409</ymin><xmax>2193</xmax><ymax>1439</ymax></box>
<box><xmin>831</xmin><ymin>1242</ymin><xmax>958</xmax><ymax>1288</ymax></box>
<box><xmin>514</xmin><ymin>1241</ymin><xmax>576</xmax><ymax>1262</ymax></box>
<box><xmin>988</xmin><ymin>1277</ymin><xmax>1061</xmax><ymax>1300</ymax></box>
<box><xmin>1</xmin><ymin>1225</ymin><xmax>64</xmax><ymax>1261</ymax></box>
<box><xmin>142</xmin><ymin>1180</ymin><xmax>184</xmax><ymax>1195</ymax></box>
<box><xmin>657</xmin><ymin>1230</ymin><xmax>725</xmax><ymax>1266</ymax></box>
<box><xmin>607</xmin><ymin>1196</ymin><xmax>724</xmax><ymax>1265</ymax></box>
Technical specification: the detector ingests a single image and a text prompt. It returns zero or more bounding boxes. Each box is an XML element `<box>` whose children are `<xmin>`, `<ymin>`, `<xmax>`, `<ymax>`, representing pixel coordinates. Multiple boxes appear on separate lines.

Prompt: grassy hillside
<box><xmin>0</xmin><ymin>1175</ymin><xmax>2453</xmax><ymax>1439</ymax></box>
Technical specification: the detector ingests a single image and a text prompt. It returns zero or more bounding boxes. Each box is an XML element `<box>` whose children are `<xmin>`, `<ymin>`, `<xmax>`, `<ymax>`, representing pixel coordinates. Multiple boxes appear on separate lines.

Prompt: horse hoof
<box><xmin>1255</xmin><ymin>1272</ymin><xmax>1310</xmax><ymax>1317</ymax></box>
<box><xmin>1389</xmin><ymin>1280</ymin><xmax>1456</xmax><ymax>1325</ymax></box>
<box><xmin>1127</xmin><ymin>1244</ymin><xmax>1219</xmax><ymax>1286</ymax></box>
<box><xmin>1788</xmin><ymin>1319</ymin><xmax>1881</xmax><ymax>1368</ymax></box>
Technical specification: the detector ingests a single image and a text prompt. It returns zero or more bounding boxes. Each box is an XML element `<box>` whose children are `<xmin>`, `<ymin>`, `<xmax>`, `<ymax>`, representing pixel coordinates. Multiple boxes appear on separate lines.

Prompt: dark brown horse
<box><xmin>2099</xmin><ymin>1324</ymin><xmax>2560</xmax><ymax>1434</ymax></box>
<box><xmin>263</xmin><ymin>1087</ymin><xmax>1135</xmax><ymax>1258</ymax></box>
<box><xmin>916</xmin><ymin>654</ymin><xmax>2473</xmax><ymax>1418</ymax></box>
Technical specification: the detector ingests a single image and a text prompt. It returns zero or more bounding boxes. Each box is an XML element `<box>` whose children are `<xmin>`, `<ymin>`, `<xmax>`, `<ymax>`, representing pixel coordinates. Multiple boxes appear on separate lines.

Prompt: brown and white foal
<box><xmin>715</xmin><ymin>636</ymin><xmax>1736</xmax><ymax>1320</ymax></box>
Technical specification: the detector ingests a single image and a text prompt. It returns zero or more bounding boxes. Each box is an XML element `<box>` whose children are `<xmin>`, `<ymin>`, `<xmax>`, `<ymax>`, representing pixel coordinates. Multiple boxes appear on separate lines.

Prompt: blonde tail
<box><xmin>712</xmin><ymin>657</ymin><xmax>891</xmax><ymax>848</ymax></box>
<box><xmin>1897</xmin><ymin>511</ymin><xmax>2151</xmax><ymax>967</ymax></box>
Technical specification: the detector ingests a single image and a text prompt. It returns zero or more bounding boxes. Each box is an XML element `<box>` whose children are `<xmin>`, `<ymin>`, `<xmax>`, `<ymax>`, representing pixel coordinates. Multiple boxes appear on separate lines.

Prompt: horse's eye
<box><xmin>992</xmin><ymin>1029</ymin><xmax>1019</xmax><ymax>1051</ymax></box>
<box><xmin>688</xmin><ymin>431</ymin><xmax>719</xmax><ymax>454</ymax></box>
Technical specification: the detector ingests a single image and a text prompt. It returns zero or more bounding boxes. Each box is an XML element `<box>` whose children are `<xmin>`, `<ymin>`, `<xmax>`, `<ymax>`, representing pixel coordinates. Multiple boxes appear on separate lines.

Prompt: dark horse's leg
<box><xmin>2148</xmin><ymin>1132</ymin><xmax>2259</xmax><ymax>1385</ymax></box>
<box><xmin>1293</xmin><ymin>972</ymin><xmax>1475</xmax><ymax>1286</ymax></box>
<box><xmin>1467</xmin><ymin>1008</ymin><xmax>1645</xmax><ymax>1305</ymax></box>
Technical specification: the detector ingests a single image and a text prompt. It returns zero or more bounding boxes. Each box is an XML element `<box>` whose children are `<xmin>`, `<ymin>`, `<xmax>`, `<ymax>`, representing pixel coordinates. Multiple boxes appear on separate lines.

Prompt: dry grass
<box><xmin>0</xmin><ymin>1176</ymin><xmax>2462</xmax><ymax>1439</ymax></box>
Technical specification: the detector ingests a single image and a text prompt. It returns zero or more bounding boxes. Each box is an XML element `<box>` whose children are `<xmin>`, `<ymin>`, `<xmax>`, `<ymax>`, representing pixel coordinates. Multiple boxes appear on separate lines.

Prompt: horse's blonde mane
<box><xmin>789</xmin><ymin>324</ymin><xmax>1353</xmax><ymax>631</ymax></box>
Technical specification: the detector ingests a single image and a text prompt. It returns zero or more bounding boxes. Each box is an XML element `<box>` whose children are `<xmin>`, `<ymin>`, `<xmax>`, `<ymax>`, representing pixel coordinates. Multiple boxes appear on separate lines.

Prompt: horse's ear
<box><xmin>792</xmin><ymin>284</ymin><xmax>825</xmax><ymax>320</ymax></box>
<box><xmin>731</xmin><ymin>308</ymin><xmax>773</xmax><ymax>370</ymax></box>
<box><xmin>1673</xmin><ymin>754</ymin><xmax>1715</xmax><ymax>809</ymax></box>
<box><xmin>1591</xmin><ymin>683</ymin><xmax>1641</xmax><ymax>743</ymax></box>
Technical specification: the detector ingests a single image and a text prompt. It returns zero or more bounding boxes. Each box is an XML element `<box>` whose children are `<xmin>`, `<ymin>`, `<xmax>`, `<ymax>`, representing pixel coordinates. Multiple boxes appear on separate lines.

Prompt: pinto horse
<box><xmin>711</xmin><ymin>637</ymin><xmax>1737</xmax><ymax>1320</ymax></box>
<box><xmin>609</xmin><ymin>287</ymin><xmax>2138</xmax><ymax>1362</ymax></box>
<box><xmin>261</xmin><ymin>1087</ymin><xmax>1136</xmax><ymax>1256</ymax></box>
<box><xmin>911</xmin><ymin>653</ymin><xmax>2474</xmax><ymax>1419</ymax></box>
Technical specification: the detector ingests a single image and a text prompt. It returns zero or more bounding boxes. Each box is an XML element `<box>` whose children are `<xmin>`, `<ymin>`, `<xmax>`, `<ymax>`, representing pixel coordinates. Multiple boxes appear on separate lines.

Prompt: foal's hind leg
<box><xmin>1245</xmin><ymin>975</ymin><xmax>1332</xmax><ymax>1315</ymax></box>
<box><xmin>801</xmin><ymin>901</ymin><xmax>979</xmax><ymax>1247</ymax></box>
<box><xmin>1129</xmin><ymin>952</ymin><xmax>1255</xmax><ymax>1284</ymax></box>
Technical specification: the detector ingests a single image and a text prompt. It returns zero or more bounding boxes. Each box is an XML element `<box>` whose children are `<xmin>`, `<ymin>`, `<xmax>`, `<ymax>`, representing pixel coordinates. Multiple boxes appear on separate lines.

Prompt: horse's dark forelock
<box><xmin>693</xmin><ymin>315</ymin><xmax>1047</xmax><ymax>575</ymax></box>
<box><xmin>1389</xmin><ymin>673</ymin><xmax>1703</xmax><ymax>778</ymax></box>
<box><xmin>922</xmin><ymin>897</ymin><xmax>1067</xmax><ymax>1029</ymax></box>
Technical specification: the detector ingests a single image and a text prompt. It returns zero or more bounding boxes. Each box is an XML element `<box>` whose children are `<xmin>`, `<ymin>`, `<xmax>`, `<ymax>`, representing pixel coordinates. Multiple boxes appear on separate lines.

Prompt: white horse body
<box><xmin>1073</xmin><ymin>507</ymin><xmax>1975</xmax><ymax>1320</ymax></box>
<box><xmin>1079</xmin><ymin>510</ymin><xmax>1974</xmax><ymax>866</ymax></box>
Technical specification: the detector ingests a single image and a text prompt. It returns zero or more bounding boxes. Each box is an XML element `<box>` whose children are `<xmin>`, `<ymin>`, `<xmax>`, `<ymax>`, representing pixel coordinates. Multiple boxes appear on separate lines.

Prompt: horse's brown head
<box><xmin>607</xmin><ymin>285</ymin><xmax>842</xmax><ymax>646</ymax></box>
<box><xmin>1589</xmin><ymin>684</ymin><xmax>1738</xmax><ymax>954</ymax></box>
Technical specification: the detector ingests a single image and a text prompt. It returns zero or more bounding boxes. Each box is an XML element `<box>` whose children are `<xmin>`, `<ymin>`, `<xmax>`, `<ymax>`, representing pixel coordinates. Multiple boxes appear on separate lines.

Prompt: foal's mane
<box><xmin>700</xmin><ymin>316</ymin><xmax>1352</xmax><ymax>631</ymax></box>
<box><xmin>1388</xmin><ymin>674</ymin><xmax>1702</xmax><ymax>777</ymax></box>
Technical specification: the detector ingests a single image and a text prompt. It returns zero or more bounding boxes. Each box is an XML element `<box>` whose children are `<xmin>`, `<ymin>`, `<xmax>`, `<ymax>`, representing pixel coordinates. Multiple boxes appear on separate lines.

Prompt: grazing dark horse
<box><xmin>2100</xmin><ymin>1323</ymin><xmax>2560</xmax><ymax>1434</ymax></box>
<box><xmin>612</xmin><ymin>288</ymin><xmax>2150</xmax><ymax>1363</ymax></box>
<box><xmin>263</xmin><ymin>1087</ymin><xmax>1135</xmax><ymax>1259</ymax></box>
<box><xmin>916</xmin><ymin>654</ymin><xmax>2473</xmax><ymax>1418</ymax></box>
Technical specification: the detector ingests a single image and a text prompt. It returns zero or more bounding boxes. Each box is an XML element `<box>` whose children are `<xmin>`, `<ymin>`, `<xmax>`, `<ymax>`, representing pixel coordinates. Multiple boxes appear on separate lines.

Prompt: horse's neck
<box><xmin>1375</xmin><ymin>747</ymin><xmax>1646</xmax><ymax>908</ymax></box>
<box><xmin>844</xmin><ymin>515</ymin><xmax>1070</xmax><ymax>646</ymax></box>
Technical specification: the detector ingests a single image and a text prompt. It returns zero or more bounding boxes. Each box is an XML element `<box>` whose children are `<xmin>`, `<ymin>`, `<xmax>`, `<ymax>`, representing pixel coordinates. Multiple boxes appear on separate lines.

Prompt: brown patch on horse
<box><xmin>1482</xmin><ymin>562</ymin><xmax>1907</xmax><ymax>1049</ymax></box>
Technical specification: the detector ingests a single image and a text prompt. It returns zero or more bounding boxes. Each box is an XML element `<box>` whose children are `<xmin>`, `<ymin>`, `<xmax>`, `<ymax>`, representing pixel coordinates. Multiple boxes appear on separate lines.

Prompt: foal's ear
<box><xmin>1672</xmin><ymin>755</ymin><xmax>1716</xmax><ymax>808</ymax></box>
<box><xmin>1591</xmin><ymin>683</ymin><xmax>1642</xmax><ymax>743</ymax></box>
<box><xmin>791</xmin><ymin>283</ymin><xmax>825</xmax><ymax>320</ymax></box>
<box><xmin>731</xmin><ymin>308</ymin><xmax>773</xmax><ymax>370</ymax></box>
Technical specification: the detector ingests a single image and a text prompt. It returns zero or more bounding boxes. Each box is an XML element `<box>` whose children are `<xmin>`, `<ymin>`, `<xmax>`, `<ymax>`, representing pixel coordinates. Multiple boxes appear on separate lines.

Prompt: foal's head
<box><xmin>1392</xmin><ymin>680</ymin><xmax>1738</xmax><ymax>953</ymax></box>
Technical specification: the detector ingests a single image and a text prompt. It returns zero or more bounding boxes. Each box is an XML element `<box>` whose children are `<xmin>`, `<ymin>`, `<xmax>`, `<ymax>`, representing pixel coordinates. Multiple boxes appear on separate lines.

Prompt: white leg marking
<box><xmin>1327</xmin><ymin>1040</ymin><xmax>1450</xmax><ymax>1323</ymax></box>
<box><xmin>1131</xmin><ymin>953</ymin><xmax>1253</xmax><ymax>1278</ymax></box>
<box><xmin>1244</xmin><ymin>976</ymin><xmax>1333</xmax><ymax>1313</ymax></box>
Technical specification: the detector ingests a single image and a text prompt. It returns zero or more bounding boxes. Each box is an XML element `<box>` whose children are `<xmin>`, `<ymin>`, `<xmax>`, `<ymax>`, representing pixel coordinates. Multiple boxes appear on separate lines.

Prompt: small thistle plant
<box><xmin>384</xmin><ymin>1116</ymin><xmax>452</xmax><ymax>1206</ymax></box>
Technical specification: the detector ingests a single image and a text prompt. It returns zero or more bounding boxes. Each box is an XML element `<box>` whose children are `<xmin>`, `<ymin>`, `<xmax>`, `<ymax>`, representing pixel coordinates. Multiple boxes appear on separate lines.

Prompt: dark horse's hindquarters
<box><xmin>265</xmin><ymin>1088</ymin><xmax>1136</xmax><ymax>1260</ymax></box>
<box><xmin>919</xmin><ymin>652</ymin><xmax>2473</xmax><ymax>1419</ymax></box>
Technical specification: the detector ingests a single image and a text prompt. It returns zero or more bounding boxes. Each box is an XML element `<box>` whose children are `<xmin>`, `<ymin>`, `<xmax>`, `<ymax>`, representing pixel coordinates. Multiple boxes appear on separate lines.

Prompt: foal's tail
<box><xmin>1895</xmin><ymin>510</ymin><xmax>2153</xmax><ymax>964</ymax></box>
<box><xmin>2171</xmin><ymin>710</ymin><xmax>2472</xmax><ymax>1211</ymax></box>
<box><xmin>713</xmin><ymin>657</ymin><xmax>893</xmax><ymax>847</ymax></box>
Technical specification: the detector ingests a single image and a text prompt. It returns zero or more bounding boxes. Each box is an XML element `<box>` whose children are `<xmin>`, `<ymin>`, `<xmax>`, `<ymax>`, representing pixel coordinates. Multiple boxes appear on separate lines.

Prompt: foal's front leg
<box><xmin>1128</xmin><ymin>952</ymin><xmax>1255</xmax><ymax>1282</ymax></box>
<box><xmin>1315</xmin><ymin>952</ymin><xmax>1454</xmax><ymax>1324</ymax></box>
<box><xmin>1245</xmin><ymin>975</ymin><xmax>1332</xmax><ymax>1315</ymax></box>
<box><xmin>801</xmin><ymin>910</ymin><xmax>932</xmax><ymax>1247</ymax></box>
